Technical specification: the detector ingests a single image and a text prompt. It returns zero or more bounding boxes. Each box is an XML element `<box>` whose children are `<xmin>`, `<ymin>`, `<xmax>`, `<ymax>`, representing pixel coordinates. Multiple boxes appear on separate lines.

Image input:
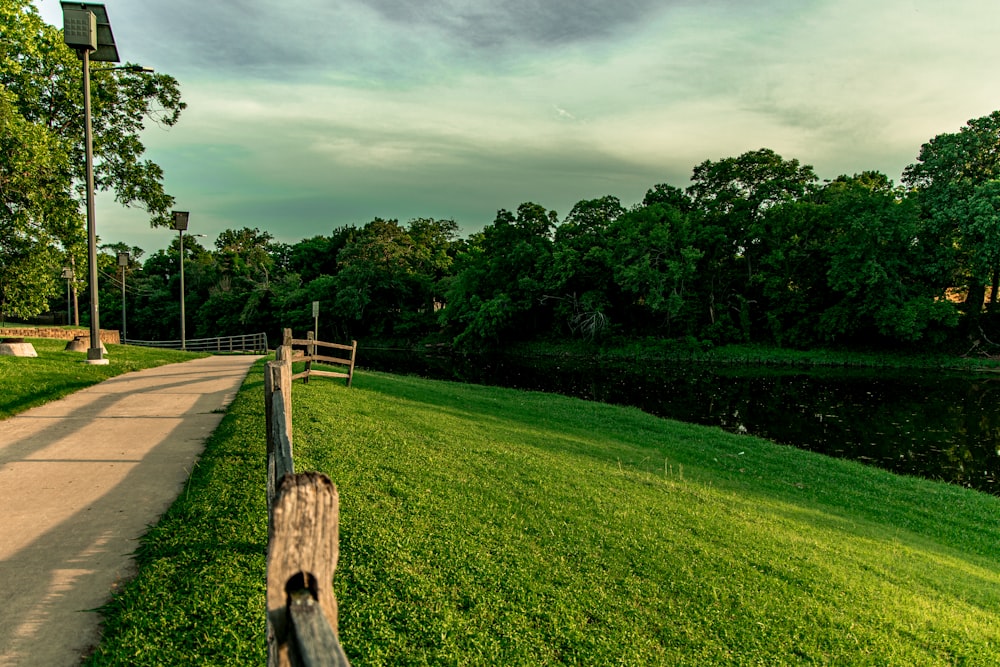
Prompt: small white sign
<box><xmin>312</xmin><ymin>301</ymin><xmax>320</xmax><ymax>317</ymax></box>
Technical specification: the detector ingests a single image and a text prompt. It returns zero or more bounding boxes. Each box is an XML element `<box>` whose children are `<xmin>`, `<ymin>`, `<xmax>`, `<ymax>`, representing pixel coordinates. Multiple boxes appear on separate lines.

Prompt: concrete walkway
<box><xmin>0</xmin><ymin>354</ymin><xmax>260</xmax><ymax>666</ymax></box>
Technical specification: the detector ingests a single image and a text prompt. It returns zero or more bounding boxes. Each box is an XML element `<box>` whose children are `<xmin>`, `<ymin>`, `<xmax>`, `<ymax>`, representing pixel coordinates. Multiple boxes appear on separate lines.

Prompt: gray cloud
<box><xmin>108</xmin><ymin>0</ymin><xmax>688</xmax><ymax>82</ymax></box>
<box><xmin>361</xmin><ymin>0</ymin><xmax>665</xmax><ymax>50</ymax></box>
<box><xmin>33</xmin><ymin>0</ymin><xmax>1000</xmax><ymax>254</ymax></box>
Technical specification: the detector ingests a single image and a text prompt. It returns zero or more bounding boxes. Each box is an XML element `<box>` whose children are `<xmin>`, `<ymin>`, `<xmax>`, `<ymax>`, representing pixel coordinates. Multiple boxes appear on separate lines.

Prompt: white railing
<box><xmin>124</xmin><ymin>332</ymin><xmax>268</xmax><ymax>355</ymax></box>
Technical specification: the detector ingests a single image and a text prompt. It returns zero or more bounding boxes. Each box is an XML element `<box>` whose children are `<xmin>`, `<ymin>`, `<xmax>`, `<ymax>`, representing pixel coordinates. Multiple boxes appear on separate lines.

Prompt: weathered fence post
<box><xmin>265</xmin><ymin>347</ymin><xmax>294</xmax><ymax>514</ymax></box>
<box><xmin>283</xmin><ymin>328</ymin><xmax>293</xmax><ymax>348</ymax></box>
<box><xmin>263</xmin><ymin>333</ymin><xmax>350</xmax><ymax>664</ymax></box>
<box><xmin>346</xmin><ymin>341</ymin><xmax>357</xmax><ymax>388</ymax></box>
<box><xmin>267</xmin><ymin>474</ymin><xmax>348</xmax><ymax>666</ymax></box>
<box><xmin>304</xmin><ymin>331</ymin><xmax>314</xmax><ymax>385</ymax></box>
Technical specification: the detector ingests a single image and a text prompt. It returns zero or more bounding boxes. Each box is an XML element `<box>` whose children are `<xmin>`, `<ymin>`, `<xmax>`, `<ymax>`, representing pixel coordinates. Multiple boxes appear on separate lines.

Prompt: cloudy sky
<box><xmin>35</xmin><ymin>0</ymin><xmax>1000</xmax><ymax>253</ymax></box>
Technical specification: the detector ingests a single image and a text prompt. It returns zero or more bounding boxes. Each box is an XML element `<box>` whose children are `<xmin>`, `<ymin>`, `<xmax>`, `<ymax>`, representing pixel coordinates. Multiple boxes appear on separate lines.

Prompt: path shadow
<box><xmin>0</xmin><ymin>356</ymin><xmax>258</xmax><ymax>665</ymax></box>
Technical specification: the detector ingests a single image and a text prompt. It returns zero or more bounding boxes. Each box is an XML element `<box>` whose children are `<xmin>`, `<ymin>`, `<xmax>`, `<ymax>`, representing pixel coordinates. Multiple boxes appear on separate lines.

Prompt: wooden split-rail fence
<box><xmin>265</xmin><ymin>343</ymin><xmax>352</xmax><ymax>666</ymax></box>
<box><xmin>282</xmin><ymin>329</ymin><xmax>357</xmax><ymax>387</ymax></box>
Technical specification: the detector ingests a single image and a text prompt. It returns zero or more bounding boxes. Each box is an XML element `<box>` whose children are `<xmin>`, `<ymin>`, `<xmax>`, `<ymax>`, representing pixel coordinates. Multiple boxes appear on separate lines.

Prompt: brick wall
<box><xmin>0</xmin><ymin>328</ymin><xmax>121</xmax><ymax>344</ymax></box>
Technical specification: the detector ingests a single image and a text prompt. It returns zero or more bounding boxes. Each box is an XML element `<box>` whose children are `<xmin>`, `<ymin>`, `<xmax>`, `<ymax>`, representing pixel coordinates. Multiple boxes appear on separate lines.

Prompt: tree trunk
<box><xmin>963</xmin><ymin>280</ymin><xmax>987</xmax><ymax>335</ymax></box>
<box><xmin>964</xmin><ymin>281</ymin><xmax>986</xmax><ymax>314</ymax></box>
<box><xmin>990</xmin><ymin>267</ymin><xmax>1000</xmax><ymax>312</ymax></box>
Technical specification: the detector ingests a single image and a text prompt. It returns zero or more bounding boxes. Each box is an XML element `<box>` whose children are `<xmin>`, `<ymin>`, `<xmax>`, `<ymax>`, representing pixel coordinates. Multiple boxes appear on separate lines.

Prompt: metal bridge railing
<box><xmin>124</xmin><ymin>332</ymin><xmax>268</xmax><ymax>355</ymax></box>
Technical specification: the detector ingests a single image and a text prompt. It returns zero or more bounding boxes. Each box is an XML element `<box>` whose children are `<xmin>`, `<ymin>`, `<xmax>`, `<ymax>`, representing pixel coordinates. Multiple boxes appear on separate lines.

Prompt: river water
<box><xmin>358</xmin><ymin>349</ymin><xmax>1000</xmax><ymax>496</ymax></box>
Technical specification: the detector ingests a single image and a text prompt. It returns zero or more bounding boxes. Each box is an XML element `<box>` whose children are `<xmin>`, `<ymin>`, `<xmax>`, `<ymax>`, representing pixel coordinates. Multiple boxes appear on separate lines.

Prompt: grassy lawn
<box><xmin>0</xmin><ymin>338</ymin><xmax>208</xmax><ymax>419</ymax></box>
<box><xmin>85</xmin><ymin>362</ymin><xmax>1000</xmax><ymax>665</ymax></box>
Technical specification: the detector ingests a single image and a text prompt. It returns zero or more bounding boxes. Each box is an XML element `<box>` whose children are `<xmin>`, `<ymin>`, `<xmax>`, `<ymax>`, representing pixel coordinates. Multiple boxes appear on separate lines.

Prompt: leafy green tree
<box><xmin>955</xmin><ymin>180</ymin><xmax>1000</xmax><ymax>312</ymax></box>
<box><xmin>0</xmin><ymin>0</ymin><xmax>184</xmax><ymax>319</ymax></box>
<box><xmin>611</xmin><ymin>202</ymin><xmax>703</xmax><ymax>338</ymax></box>
<box><xmin>642</xmin><ymin>183</ymin><xmax>693</xmax><ymax>212</ymax></box>
<box><xmin>127</xmin><ymin>236</ymin><xmax>211</xmax><ymax>340</ymax></box>
<box><xmin>214</xmin><ymin>227</ymin><xmax>276</xmax><ymax>285</ymax></box>
<box><xmin>817</xmin><ymin>174</ymin><xmax>955</xmax><ymax>344</ymax></box>
<box><xmin>287</xmin><ymin>229</ymin><xmax>354</xmax><ymax>283</ymax></box>
<box><xmin>903</xmin><ymin>111</ymin><xmax>1000</xmax><ymax>322</ymax></box>
<box><xmin>750</xmin><ymin>196</ymin><xmax>832</xmax><ymax>346</ymax></box>
<box><xmin>443</xmin><ymin>203</ymin><xmax>557</xmax><ymax>348</ymax></box>
<box><xmin>547</xmin><ymin>196</ymin><xmax>624</xmax><ymax>339</ymax></box>
<box><xmin>93</xmin><ymin>242</ymin><xmax>143</xmax><ymax>335</ymax></box>
<box><xmin>331</xmin><ymin>218</ymin><xmax>457</xmax><ymax>338</ymax></box>
<box><xmin>1</xmin><ymin>0</ymin><xmax>184</xmax><ymax>222</ymax></box>
<box><xmin>333</xmin><ymin>218</ymin><xmax>414</xmax><ymax>336</ymax></box>
<box><xmin>686</xmin><ymin>149</ymin><xmax>818</xmax><ymax>341</ymax></box>
<box><xmin>0</xmin><ymin>88</ymin><xmax>75</xmax><ymax>320</ymax></box>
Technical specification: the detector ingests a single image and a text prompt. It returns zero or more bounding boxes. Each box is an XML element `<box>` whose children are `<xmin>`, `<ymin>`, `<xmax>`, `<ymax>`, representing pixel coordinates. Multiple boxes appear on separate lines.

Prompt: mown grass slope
<box><xmin>90</xmin><ymin>364</ymin><xmax>1000</xmax><ymax>665</ymax></box>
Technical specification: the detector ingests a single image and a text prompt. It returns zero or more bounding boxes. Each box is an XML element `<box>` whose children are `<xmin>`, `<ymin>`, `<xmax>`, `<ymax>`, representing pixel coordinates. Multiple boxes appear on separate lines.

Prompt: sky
<box><xmin>34</xmin><ymin>0</ymin><xmax>1000</xmax><ymax>255</ymax></box>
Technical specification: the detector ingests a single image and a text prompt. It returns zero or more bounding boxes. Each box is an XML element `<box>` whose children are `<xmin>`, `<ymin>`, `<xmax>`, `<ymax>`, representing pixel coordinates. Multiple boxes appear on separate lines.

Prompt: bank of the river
<box><xmin>501</xmin><ymin>339</ymin><xmax>1000</xmax><ymax>370</ymax></box>
<box><xmin>365</xmin><ymin>337</ymin><xmax>1000</xmax><ymax>371</ymax></box>
<box><xmin>359</xmin><ymin>340</ymin><xmax>1000</xmax><ymax>495</ymax></box>
<box><xmin>89</xmin><ymin>362</ymin><xmax>1000</xmax><ymax>665</ymax></box>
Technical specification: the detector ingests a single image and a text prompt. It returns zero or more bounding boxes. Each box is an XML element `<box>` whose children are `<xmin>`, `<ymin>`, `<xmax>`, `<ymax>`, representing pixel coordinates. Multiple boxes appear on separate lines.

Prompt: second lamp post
<box><xmin>172</xmin><ymin>211</ymin><xmax>190</xmax><ymax>351</ymax></box>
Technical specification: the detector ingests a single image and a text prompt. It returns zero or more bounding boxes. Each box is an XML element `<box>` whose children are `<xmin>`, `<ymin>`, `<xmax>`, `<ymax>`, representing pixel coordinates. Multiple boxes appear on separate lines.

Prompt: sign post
<box><xmin>312</xmin><ymin>301</ymin><xmax>319</xmax><ymax>342</ymax></box>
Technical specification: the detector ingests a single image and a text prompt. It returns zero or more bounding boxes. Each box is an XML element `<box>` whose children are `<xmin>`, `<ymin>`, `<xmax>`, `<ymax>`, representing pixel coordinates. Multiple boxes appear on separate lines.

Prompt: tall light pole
<box><xmin>172</xmin><ymin>211</ymin><xmax>190</xmax><ymax>351</ymax></box>
<box><xmin>61</xmin><ymin>266</ymin><xmax>74</xmax><ymax>325</ymax></box>
<box><xmin>62</xmin><ymin>2</ymin><xmax>120</xmax><ymax>365</ymax></box>
<box><xmin>70</xmin><ymin>256</ymin><xmax>79</xmax><ymax>326</ymax></box>
<box><xmin>117</xmin><ymin>250</ymin><xmax>129</xmax><ymax>343</ymax></box>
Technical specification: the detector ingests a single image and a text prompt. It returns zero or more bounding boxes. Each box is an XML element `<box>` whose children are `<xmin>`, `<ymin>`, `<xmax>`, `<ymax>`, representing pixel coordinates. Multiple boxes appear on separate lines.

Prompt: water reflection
<box><xmin>359</xmin><ymin>350</ymin><xmax>1000</xmax><ymax>496</ymax></box>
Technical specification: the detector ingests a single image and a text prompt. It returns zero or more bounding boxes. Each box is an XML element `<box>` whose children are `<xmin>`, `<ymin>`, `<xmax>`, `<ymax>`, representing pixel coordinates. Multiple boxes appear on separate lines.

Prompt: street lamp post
<box><xmin>70</xmin><ymin>256</ymin><xmax>79</xmax><ymax>325</ymax></box>
<box><xmin>61</xmin><ymin>267</ymin><xmax>74</xmax><ymax>325</ymax></box>
<box><xmin>172</xmin><ymin>211</ymin><xmax>190</xmax><ymax>351</ymax></box>
<box><xmin>117</xmin><ymin>251</ymin><xmax>129</xmax><ymax>343</ymax></box>
<box><xmin>62</xmin><ymin>2</ymin><xmax>121</xmax><ymax>365</ymax></box>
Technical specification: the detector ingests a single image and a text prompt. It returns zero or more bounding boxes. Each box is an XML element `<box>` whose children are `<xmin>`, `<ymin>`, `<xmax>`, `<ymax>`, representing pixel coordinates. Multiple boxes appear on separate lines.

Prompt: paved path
<box><xmin>0</xmin><ymin>354</ymin><xmax>260</xmax><ymax>666</ymax></box>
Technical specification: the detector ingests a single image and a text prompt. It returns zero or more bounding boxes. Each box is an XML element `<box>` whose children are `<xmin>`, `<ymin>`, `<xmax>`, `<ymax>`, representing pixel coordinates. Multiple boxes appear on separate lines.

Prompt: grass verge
<box><xmin>510</xmin><ymin>339</ymin><xmax>1000</xmax><ymax>370</ymax></box>
<box><xmin>0</xmin><ymin>338</ymin><xmax>208</xmax><ymax>419</ymax></box>
<box><xmin>88</xmin><ymin>365</ymin><xmax>1000</xmax><ymax>665</ymax></box>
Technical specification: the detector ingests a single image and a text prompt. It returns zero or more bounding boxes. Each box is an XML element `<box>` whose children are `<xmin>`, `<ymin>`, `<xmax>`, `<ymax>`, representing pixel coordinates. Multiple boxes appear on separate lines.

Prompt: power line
<box><xmin>97</xmin><ymin>269</ymin><xmax>159</xmax><ymax>296</ymax></box>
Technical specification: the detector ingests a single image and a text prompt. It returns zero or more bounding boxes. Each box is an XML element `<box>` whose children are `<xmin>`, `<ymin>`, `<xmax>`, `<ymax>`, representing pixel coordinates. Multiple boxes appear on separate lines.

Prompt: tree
<box><xmin>0</xmin><ymin>0</ymin><xmax>184</xmax><ymax>319</ymax></box>
<box><xmin>955</xmin><ymin>180</ymin><xmax>1000</xmax><ymax>312</ymax></box>
<box><xmin>0</xmin><ymin>87</ymin><xmax>76</xmax><ymax>321</ymax></box>
<box><xmin>611</xmin><ymin>202</ymin><xmax>703</xmax><ymax>339</ymax></box>
<box><xmin>642</xmin><ymin>183</ymin><xmax>692</xmax><ymax>212</ymax></box>
<box><xmin>214</xmin><ymin>227</ymin><xmax>276</xmax><ymax>285</ymax></box>
<box><xmin>332</xmin><ymin>217</ymin><xmax>463</xmax><ymax>339</ymax></box>
<box><xmin>750</xmin><ymin>196</ymin><xmax>832</xmax><ymax>346</ymax></box>
<box><xmin>287</xmin><ymin>230</ymin><xmax>354</xmax><ymax>283</ymax></box>
<box><xmin>442</xmin><ymin>203</ymin><xmax>557</xmax><ymax>348</ymax></box>
<box><xmin>547</xmin><ymin>196</ymin><xmax>625</xmax><ymax>338</ymax></box>
<box><xmin>686</xmin><ymin>148</ymin><xmax>818</xmax><ymax>341</ymax></box>
<box><xmin>815</xmin><ymin>174</ymin><xmax>954</xmax><ymax>344</ymax></box>
<box><xmin>406</xmin><ymin>217</ymin><xmax>460</xmax><ymax>312</ymax></box>
<box><xmin>903</xmin><ymin>111</ymin><xmax>1000</xmax><ymax>321</ymax></box>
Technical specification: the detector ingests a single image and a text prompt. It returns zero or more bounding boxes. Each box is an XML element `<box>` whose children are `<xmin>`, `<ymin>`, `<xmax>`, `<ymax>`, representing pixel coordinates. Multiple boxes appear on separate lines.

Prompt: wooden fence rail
<box><xmin>282</xmin><ymin>329</ymin><xmax>357</xmax><ymax>387</ymax></box>
<box><xmin>265</xmin><ymin>347</ymin><xmax>351</xmax><ymax>667</ymax></box>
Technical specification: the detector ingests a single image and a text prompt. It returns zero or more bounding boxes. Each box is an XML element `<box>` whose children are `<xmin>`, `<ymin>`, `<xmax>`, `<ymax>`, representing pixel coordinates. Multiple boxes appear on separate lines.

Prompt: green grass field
<box><xmin>0</xmin><ymin>338</ymin><xmax>207</xmax><ymax>419</ymax></box>
<box><xmin>83</xmin><ymin>361</ymin><xmax>1000</xmax><ymax>666</ymax></box>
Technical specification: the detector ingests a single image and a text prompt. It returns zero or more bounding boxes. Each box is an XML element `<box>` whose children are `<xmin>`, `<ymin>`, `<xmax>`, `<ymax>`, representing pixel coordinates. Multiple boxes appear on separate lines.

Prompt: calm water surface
<box><xmin>359</xmin><ymin>349</ymin><xmax>1000</xmax><ymax>496</ymax></box>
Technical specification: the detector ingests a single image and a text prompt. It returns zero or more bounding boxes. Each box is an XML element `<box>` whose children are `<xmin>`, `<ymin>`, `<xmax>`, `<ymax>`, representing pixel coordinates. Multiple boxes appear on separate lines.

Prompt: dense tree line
<box><xmin>43</xmin><ymin>110</ymin><xmax>1000</xmax><ymax>355</ymax></box>
<box><xmin>6</xmin><ymin>2</ymin><xmax>1000</xmax><ymax>352</ymax></box>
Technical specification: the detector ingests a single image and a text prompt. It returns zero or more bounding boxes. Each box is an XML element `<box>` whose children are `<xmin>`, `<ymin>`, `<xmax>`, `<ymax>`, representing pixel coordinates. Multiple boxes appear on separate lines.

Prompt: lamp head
<box><xmin>172</xmin><ymin>211</ymin><xmax>190</xmax><ymax>231</ymax></box>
